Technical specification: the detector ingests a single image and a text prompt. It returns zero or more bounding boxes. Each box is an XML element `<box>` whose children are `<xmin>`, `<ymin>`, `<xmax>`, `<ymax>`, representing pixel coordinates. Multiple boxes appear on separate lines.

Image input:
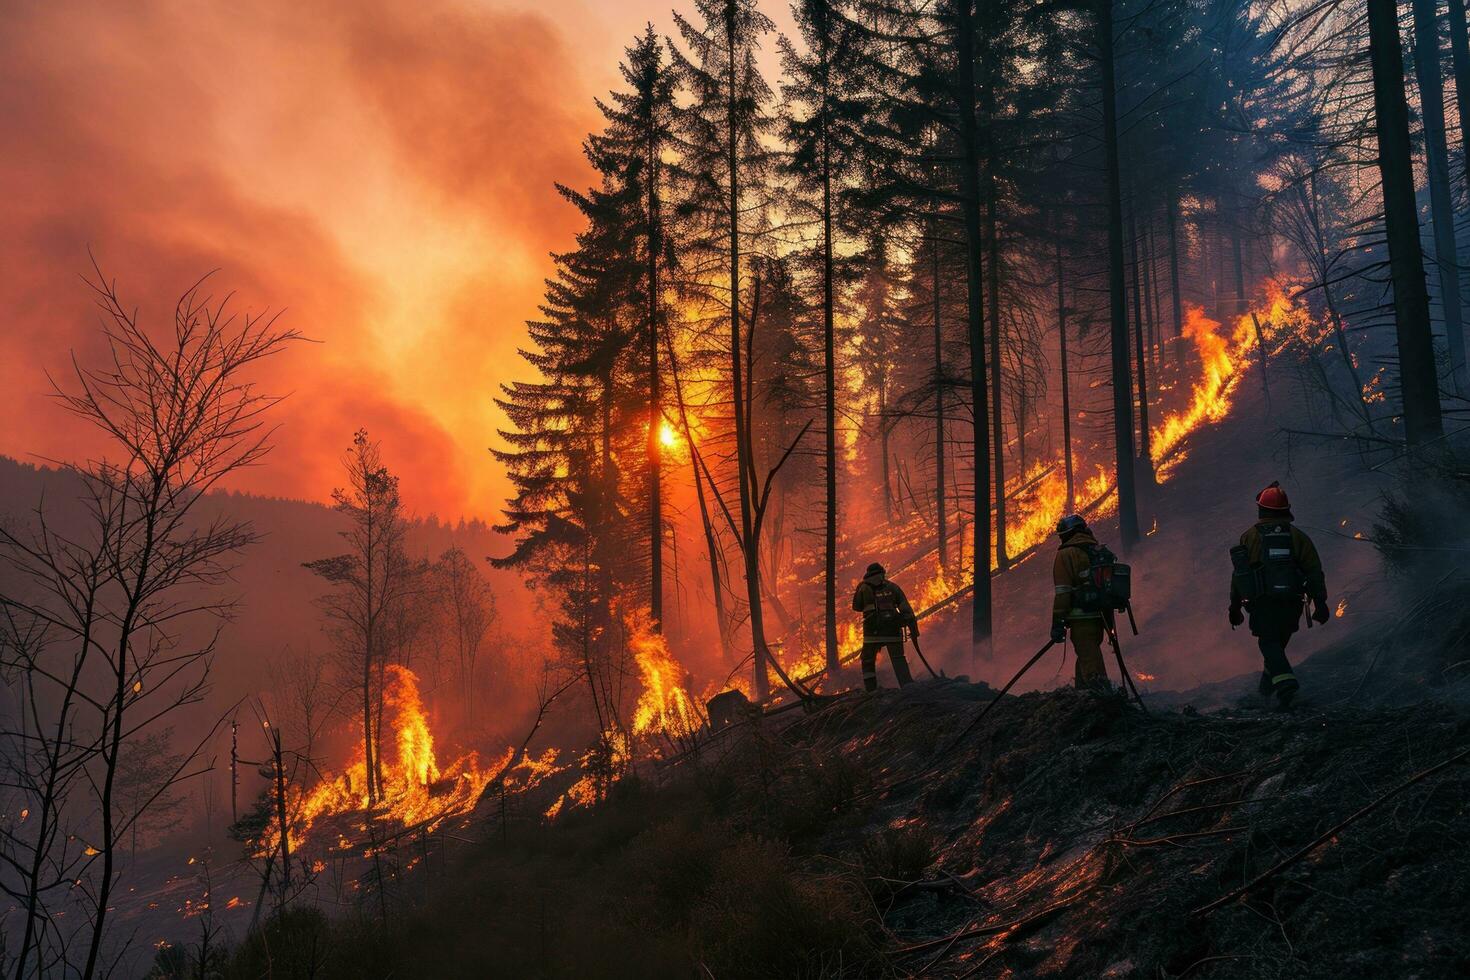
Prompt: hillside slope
<box><xmin>197</xmin><ymin>634</ymin><xmax>1470</xmax><ymax>978</ymax></box>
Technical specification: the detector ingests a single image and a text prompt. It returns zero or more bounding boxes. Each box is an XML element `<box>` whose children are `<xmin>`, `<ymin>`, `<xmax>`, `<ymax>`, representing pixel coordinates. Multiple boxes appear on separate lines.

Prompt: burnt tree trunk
<box><xmin>932</xmin><ymin>218</ymin><xmax>949</xmax><ymax>571</ymax></box>
<box><xmin>1145</xmin><ymin>216</ymin><xmax>1162</xmax><ymax>370</ymax></box>
<box><xmin>646</xmin><ymin>131</ymin><xmax>664</xmax><ymax>630</ymax></box>
<box><xmin>1099</xmin><ymin>0</ymin><xmax>1141</xmax><ymax>545</ymax></box>
<box><xmin>820</xmin><ymin>47</ymin><xmax>840</xmax><ymax>672</ymax></box>
<box><xmin>1056</xmin><ymin>228</ymin><xmax>1076</xmax><ymax>513</ymax></box>
<box><xmin>1448</xmin><ymin>0</ymin><xmax>1470</xmax><ymax>200</ymax></box>
<box><xmin>956</xmin><ymin>0</ymin><xmax>994</xmax><ymax>652</ymax></box>
<box><xmin>1167</xmin><ymin>189</ymin><xmax>1185</xmax><ymax>366</ymax></box>
<box><xmin>982</xmin><ymin>77</ymin><xmax>1007</xmax><ymax>571</ymax></box>
<box><xmin>1128</xmin><ymin>177</ymin><xmax>1156</xmax><ymax>483</ymax></box>
<box><xmin>1368</xmin><ymin>0</ymin><xmax>1446</xmax><ymax>443</ymax></box>
<box><xmin>1412</xmin><ymin>0</ymin><xmax>1469</xmax><ymax>392</ymax></box>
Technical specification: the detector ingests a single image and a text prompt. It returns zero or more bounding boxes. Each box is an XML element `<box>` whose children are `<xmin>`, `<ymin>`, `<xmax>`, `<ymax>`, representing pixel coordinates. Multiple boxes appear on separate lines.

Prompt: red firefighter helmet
<box><xmin>1256</xmin><ymin>481</ymin><xmax>1291</xmax><ymax>512</ymax></box>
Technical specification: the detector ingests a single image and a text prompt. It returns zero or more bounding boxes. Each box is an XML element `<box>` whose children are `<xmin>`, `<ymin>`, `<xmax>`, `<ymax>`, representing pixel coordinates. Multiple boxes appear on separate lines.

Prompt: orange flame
<box><xmin>872</xmin><ymin>282</ymin><xmax>1314</xmax><ymax>643</ymax></box>
<box><xmin>1152</xmin><ymin>280</ymin><xmax>1311</xmax><ymax>481</ymax></box>
<box><xmin>1149</xmin><ymin>306</ymin><xmax>1251</xmax><ymax>481</ymax></box>
<box><xmin>624</xmin><ymin>605</ymin><xmax>702</xmax><ymax>739</ymax></box>
<box><xmin>283</xmin><ymin>666</ymin><xmax>505</xmax><ymax>854</ymax></box>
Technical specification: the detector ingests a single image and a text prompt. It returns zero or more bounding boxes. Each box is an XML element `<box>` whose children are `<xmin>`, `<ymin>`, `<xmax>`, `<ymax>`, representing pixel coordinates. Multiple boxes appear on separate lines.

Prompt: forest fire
<box><xmin>1151</xmin><ymin>280</ymin><xmax>1311</xmax><ymax>481</ymax></box>
<box><xmin>864</xmin><ymin>281</ymin><xmax>1310</xmax><ymax>642</ymax></box>
<box><xmin>1150</xmin><ymin>306</ymin><xmax>1255</xmax><ymax>480</ymax></box>
<box><xmin>625</xmin><ymin>604</ymin><xmax>702</xmax><ymax>738</ymax></box>
<box><xmin>289</xmin><ymin>666</ymin><xmax>499</xmax><ymax>852</ymax></box>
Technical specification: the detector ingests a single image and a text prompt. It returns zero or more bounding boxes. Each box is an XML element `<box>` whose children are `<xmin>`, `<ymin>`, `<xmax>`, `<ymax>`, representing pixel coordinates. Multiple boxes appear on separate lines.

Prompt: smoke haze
<box><xmin>0</xmin><ymin>0</ymin><xmax>608</xmax><ymax>518</ymax></box>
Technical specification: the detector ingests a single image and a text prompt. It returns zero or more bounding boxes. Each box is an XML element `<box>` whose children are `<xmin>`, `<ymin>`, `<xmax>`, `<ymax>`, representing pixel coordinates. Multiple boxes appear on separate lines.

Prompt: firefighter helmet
<box><xmin>866</xmin><ymin>562</ymin><xmax>885</xmax><ymax>576</ymax></box>
<box><xmin>1256</xmin><ymin>481</ymin><xmax>1291</xmax><ymax>512</ymax></box>
<box><xmin>1056</xmin><ymin>514</ymin><xmax>1088</xmax><ymax>538</ymax></box>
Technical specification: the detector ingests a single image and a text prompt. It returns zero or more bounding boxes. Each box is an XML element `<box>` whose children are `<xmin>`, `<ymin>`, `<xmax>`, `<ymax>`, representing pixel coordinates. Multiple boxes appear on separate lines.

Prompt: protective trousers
<box><xmin>861</xmin><ymin>640</ymin><xmax>913</xmax><ymax>692</ymax></box>
<box><xmin>1069</xmin><ymin>619</ymin><xmax>1107</xmax><ymax>689</ymax></box>
<box><xmin>1250</xmin><ymin>599</ymin><xmax>1301</xmax><ymax>693</ymax></box>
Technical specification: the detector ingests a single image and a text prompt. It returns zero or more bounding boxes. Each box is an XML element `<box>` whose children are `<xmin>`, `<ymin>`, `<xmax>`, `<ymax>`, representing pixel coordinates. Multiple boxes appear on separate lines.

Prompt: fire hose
<box><xmin>877</xmin><ymin>638</ymin><xmax>1061</xmax><ymax>796</ymax></box>
<box><xmin>1104</xmin><ymin>605</ymin><xmax>1148</xmax><ymax>713</ymax></box>
<box><xmin>906</xmin><ymin>627</ymin><xmax>940</xmax><ymax>679</ymax></box>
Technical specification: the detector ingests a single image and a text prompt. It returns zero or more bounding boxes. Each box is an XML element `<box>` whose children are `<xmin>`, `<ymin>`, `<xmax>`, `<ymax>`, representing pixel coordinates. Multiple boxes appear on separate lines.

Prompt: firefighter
<box><xmin>1050</xmin><ymin>514</ymin><xmax>1111</xmax><ymax>690</ymax></box>
<box><xmin>1228</xmin><ymin>482</ymin><xmax>1329</xmax><ymax>708</ymax></box>
<box><xmin>852</xmin><ymin>562</ymin><xmax>917</xmax><ymax>692</ymax></box>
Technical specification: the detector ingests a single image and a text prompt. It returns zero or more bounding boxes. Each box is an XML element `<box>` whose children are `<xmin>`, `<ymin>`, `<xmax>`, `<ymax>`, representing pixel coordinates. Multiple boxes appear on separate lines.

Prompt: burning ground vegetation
<box><xmin>177</xmin><ymin>632</ymin><xmax>1470</xmax><ymax>980</ymax></box>
<box><xmin>139</xmin><ymin>278</ymin><xmax>1405</xmax><ymax>977</ymax></box>
<box><xmin>179</xmin><ymin>452</ymin><xmax>1470</xmax><ymax>980</ymax></box>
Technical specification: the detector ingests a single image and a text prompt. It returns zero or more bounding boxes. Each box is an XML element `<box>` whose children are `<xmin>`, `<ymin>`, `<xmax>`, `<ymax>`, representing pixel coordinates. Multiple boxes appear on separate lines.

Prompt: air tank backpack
<box><xmin>1074</xmin><ymin>545</ymin><xmax>1132</xmax><ymax>613</ymax></box>
<box><xmin>1256</xmin><ymin>524</ymin><xmax>1306</xmax><ymax>600</ymax></box>
<box><xmin>870</xmin><ymin>584</ymin><xmax>903</xmax><ymax>633</ymax></box>
<box><xmin>1230</xmin><ymin>524</ymin><xmax>1303</xmax><ymax>602</ymax></box>
<box><xmin>1229</xmin><ymin>544</ymin><xmax>1261</xmax><ymax>601</ymax></box>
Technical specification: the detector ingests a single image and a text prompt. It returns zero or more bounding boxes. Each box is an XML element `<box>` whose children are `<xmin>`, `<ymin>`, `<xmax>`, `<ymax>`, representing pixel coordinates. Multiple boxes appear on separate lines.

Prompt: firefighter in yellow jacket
<box><xmin>1229</xmin><ymin>482</ymin><xmax>1328</xmax><ymax>707</ymax></box>
<box><xmin>1050</xmin><ymin>515</ymin><xmax>1110</xmax><ymax>689</ymax></box>
<box><xmin>852</xmin><ymin>562</ymin><xmax>917</xmax><ymax>692</ymax></box>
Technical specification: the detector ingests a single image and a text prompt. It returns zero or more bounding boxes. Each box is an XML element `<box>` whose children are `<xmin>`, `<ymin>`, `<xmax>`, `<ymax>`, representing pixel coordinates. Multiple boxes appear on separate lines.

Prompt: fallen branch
<box><xmin>1112</xmin><ymin>826</ymin><xmax>1243</xmax><ymax>848</ymax></box>
<box><xmin>1192</xmin><ymin>743</ymin><xmax>1470</xmax><ymax>915</ymax></box>
<box><xmin>895</xmin><ymin>891</ymin><xmax>1087</xmax><ymax>956</ymax></box>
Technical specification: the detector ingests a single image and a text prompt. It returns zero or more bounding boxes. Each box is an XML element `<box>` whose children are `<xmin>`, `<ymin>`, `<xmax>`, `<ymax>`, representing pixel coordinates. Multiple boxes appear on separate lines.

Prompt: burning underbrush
<box><xmin>207</xmin><ymin>640</ymin><xmax>1470</xmax><ymax>978</ymax></box>
<box><xmin>265</xmin><ymin>666</ymin><xmax>563</xmax><ymax>860</ymax></box>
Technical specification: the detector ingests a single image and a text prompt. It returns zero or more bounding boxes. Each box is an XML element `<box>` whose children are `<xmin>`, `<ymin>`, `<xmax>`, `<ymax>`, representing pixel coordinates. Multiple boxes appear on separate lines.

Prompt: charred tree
<box><xmin>1367</xmin><ymin>0</ymin><xmax>1445</xmax><ymax>444</ymax></box>
<box><xmin>1167</xmin><ymin>190</ymin><xmax>1185</xmax><ymax>366</ymax></box>
<box><xmin>1128</xmin><ymin>184</ymin><xmax>1156</xmax><ymax>483</ymax></box>
<box><xmin>956</xmin><ymin>0</ymin><xmax>995</xmax><ymax>651</ymax></box>
<box><xmin>1098</xmin><ymin>0</ymin><xmax>1141</xmax><ymax>545</ymax></box>
<box><xmin>1411</xmin><ymin>0</ymin><xmax>1468</xmax><ymax>393</ymax></box>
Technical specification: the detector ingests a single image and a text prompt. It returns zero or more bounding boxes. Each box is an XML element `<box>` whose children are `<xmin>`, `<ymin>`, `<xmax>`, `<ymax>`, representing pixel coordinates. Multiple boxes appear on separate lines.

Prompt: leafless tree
<box><xmin>266</xmin><ymin>646</ymin><xmax>332</xmax><ymax>783</ymax></box>
<box><xmin>431</xmin><ymin>547</ymin><xmax>496</xmax><ymax>728</ymax></box>
<box><xmin>0</xmin><ymin>264</ymin><xmax>299</xmax><ymax>978</ymax></box>
<box><xmin>115</xmin><ymin>729</ymin><xmax>186</xmax><ymax>862</ymax></box>
<box><xmin>304</xmin><ymin>431</ymin><xmax>412</xmax><ymax>807</ymax></box>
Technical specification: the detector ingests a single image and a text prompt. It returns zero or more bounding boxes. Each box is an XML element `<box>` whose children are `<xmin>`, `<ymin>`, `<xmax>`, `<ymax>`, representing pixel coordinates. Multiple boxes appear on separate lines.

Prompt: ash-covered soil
<box><xmin>721</xmin><ymin>672</ymin><xmax>1470</xmax><ymax>978</ymax></box>
<box><xmin>245</xmin><ymin>640</ymin><xmax>1469</xmax><ymax>979</ymax></box>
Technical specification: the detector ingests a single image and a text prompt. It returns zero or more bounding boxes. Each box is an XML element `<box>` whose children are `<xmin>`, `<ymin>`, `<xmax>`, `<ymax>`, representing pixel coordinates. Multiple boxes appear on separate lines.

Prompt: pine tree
<box><xmin>587</xmin><ymin>27</ymin><xmax>681</xmax><ymax>630</ymax></box>
<box><xmin>1410</xmin><ymin>0</ymin><xmax>1468</xmax><ymax>393</ymax></box>
<box><xmin>851</xmin><ymin>0</ymin><xmax>995</xmax><ymax>653</ymax></box>
<box><xmin>780</xmin><ymin>0</ymin><xmax>868</xmax><ymax>673</ymax></box>
<box><xmin>672</xmin><ymin>0</ymin><xmax>810</xmax><ymax>700</ymax></box>
<box><xmin>494</xmin><ymin>176</ymin><xmax>640</xmax><ymax>743</ymax></box>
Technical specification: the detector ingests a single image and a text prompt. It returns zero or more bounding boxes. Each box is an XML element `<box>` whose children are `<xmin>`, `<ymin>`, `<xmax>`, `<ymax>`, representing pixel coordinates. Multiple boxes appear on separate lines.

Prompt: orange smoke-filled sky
<box><xmin>2</xmin><ymin>0</ymin><xmax>793</xmax><ymax>519</ymax></box>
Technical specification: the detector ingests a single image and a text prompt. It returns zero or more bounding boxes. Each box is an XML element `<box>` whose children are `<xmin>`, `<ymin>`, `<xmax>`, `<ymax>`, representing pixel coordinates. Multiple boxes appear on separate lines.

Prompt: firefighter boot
<box><xmin>1274</xmin><ymin>675</ymin><xmax>1299</xmax><ymax>709</ymax></box>
<box><xmin>1258</xmin><ymin>671</ymin><xmax>1273</xmax><ymax>697</ymax></box>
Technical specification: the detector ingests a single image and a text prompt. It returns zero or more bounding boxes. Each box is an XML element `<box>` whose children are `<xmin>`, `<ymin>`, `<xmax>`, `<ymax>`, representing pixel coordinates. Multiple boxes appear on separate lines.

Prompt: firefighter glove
<box><xmin>909</xmin><ymin>621</ymin><xmax>920</xmax><ymax>639</ymax></box>
<box><xmin>1228</xmin><ymin>605</ymin><xmax>1244</xmax><ymax>628</ymax></box>
<box><xmin>1050</xmin><ymin>622</ymin><xmax>1066</xmax><ymax>645</ymax></box>
<box><xmin>1312</xmin><ymin>597</ymin><xmax>1330</xmax><ymax>624</ymax></box>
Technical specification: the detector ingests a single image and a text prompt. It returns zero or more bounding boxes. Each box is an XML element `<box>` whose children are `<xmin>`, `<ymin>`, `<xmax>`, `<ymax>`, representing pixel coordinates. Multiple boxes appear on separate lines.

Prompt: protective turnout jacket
<box><xmin>1230</xmin><ymin>520</ymin><xmax>1327</xmax><ymax>607</ymax></box>
<box><xmin>852</xmin><ymin>572</ymin><xmax>917</xmax><ymax>643</ymax></box>
<box><xmin>1052</xmin><ymin>530</ymin><xmax>1105</xmax><ymax>624</ymax></box>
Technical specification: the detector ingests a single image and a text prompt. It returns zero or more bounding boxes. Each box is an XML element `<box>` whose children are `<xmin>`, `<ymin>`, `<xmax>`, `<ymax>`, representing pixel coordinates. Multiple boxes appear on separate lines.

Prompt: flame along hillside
<box><xmin>562</xmin><ymin>278</ymin><xmax>1322</xmax><ymax>761</ymax></box>
<box><xmin>751</xmin><ymin>278</ymin><xmax>1317</xmax><ymax>689</ymax></box>
<box><xmin>255</xmin><ymin>280</ymin><xmax>1317</xmax><ymax>853</ymax></box>
<box><xmin>258</xmin><ymin>666</ymin><xmax>563</xmax><ymax>858</ymax></box>
<box><xmin>252</xmin><ymin>611</ymin><xmax>705</xmax><ymax>861</ymax></box>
